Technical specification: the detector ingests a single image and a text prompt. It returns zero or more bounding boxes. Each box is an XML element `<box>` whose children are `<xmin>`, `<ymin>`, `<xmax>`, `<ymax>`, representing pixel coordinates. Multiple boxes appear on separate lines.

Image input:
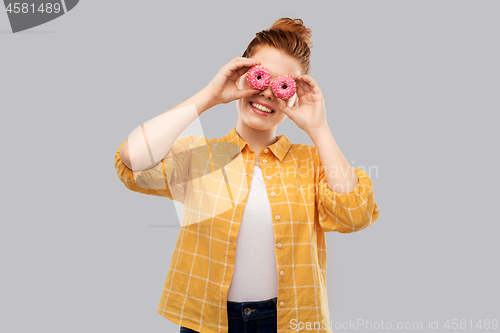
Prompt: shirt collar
<box><xmin>224</xmin><ymin>127</ymin><xmax>292</xmax><ymax>162</ymax></box>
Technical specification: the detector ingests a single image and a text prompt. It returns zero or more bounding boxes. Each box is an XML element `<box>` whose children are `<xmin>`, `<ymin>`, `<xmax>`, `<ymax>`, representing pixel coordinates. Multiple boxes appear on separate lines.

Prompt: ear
<box><xmin>289</xmin><ymin>94</ymin><xmax>299</xmax><ymax>109</ymax></box>
<box><xmin>236</xmin><ymin>74</ymin><xmax>245</xmax><ymax>88</ymax></box>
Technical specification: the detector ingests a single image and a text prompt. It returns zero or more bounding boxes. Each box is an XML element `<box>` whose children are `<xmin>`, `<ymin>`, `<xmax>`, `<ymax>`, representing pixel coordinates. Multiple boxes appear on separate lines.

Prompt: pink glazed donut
<box><xmin>271</xmin><ymin>75</ymin><xmax>296</xmax><ymax>99</ymax></box>
<box><xmin>246</xmin><ymin>65</ymin><xmax>271</xmax><ymax>90</ymax></box>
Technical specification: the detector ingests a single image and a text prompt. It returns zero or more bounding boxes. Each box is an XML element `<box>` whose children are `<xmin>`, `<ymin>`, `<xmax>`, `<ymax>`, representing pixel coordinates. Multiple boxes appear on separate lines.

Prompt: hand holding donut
<box><xmin>276</xmin><ymin>74</ymin><xmax>328</xmax><ymax>134</ymax></box>
<box><xmin>204</xmin><ymin>57</ymin><xmax>262</xmax><ymax>106</ymax></box>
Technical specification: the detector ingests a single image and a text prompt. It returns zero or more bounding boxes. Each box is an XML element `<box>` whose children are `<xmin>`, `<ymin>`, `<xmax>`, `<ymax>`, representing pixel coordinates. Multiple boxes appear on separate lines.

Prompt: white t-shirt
<box><xmin>226</xmin><ymin>163</ymin><xmax>278</xmax><ymax>302</ymax></box>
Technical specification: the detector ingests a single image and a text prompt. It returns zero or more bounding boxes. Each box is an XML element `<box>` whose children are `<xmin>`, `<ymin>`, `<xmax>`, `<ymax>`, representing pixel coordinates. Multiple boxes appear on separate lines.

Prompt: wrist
<box><xmin>200</xmin><ymin>87</ymin><xmax>219</xmax><ymax>109</ymax></box>
<box><xmin>307</xmin><ymin>124</ymin><xmax>331</xmax><ymax>141</ymax></box>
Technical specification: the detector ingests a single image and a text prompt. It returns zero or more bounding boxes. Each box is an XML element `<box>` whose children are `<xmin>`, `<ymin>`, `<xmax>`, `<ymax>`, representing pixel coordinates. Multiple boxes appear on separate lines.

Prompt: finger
<box><xmin>295</xmin><ymin>75</ymin><xmax>311</xmax><ymax>94</ymax></box>
<box><xmin>227</xmin><ymin>65</ymin><xmax>255</xmax><ymax>81</ymax></box>
<box><xmin>235</xmin><ymin>88</ymin><xmax>260</xmax><ymax>100</ymax></box>
<box><xmin>236</xmin><ymin>65</ymin><xmax>254</xmax><ymax>76</ymax></box>
<box><xmin>231</xmin><ymin>60</ymin><xmax>261</xmax><ymax>78</ymax></box>
<box><xmin>227</xmin><ymin>58</ymin><xmax>261</xmax><ymax>72</ymax></box>
<box><xmin>290</xmin><ymin>74</ymin><xmax>309</xmax><ymax>94</ymax></box>
<box><xmin>298</xmin><ymin>75</ymin><xmax>322</xmax><ymax>95</ymax></box>
<box><xmin>277</xmin><ymin>98</ymin><xmax>291</xmax><ymax>115</ymax></box>
<box><xmin>236</xmin><ymin>56</ymin><xmax>261</xmax><ymax>64</ymax></box>
<box><xmin>293</xmin><ymin>80</ymin><xmax>307</xmax><ymax>98</ymax></box>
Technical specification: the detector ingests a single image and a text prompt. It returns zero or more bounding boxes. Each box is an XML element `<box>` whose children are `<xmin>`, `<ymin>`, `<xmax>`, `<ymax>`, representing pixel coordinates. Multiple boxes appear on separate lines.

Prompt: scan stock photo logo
<box><xmin>3</xmin><ymin>0</ymin><xmax>79</xmax><ymax>33</ymax></box>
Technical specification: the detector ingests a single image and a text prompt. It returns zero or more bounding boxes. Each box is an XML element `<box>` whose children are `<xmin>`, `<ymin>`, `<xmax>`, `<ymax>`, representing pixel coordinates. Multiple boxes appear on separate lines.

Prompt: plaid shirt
<box><xmin>114</xmin><ymin>127</ymin><xmax>380</xmax><ymax>333</ymax></box>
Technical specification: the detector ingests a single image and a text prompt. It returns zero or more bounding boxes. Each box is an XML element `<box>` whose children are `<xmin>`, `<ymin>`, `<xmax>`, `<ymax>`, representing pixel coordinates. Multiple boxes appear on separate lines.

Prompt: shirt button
<box><xmin>267</xmin><ymin>176</ymin><xmax>271</xmax><ymax>180</ymax></box>
<box><xmin>280</xmin><ymin>270</ymin><xmax>284</xmax><ymax>276</ymax></box>
<box><xmin>262</xmin><ymin>159</ymin><xmax>267</xmax><ymax>164</ymax></box>
<box><xmin>244</xmin><ymin>307</ymin><xmax>252</xmax><ymax>315</ymax></box>
<box><xmin>276</xmin><ymin>243</ymin><xmax>282</xmax><ymax>248</ymax></box>
<box><xmin>275</xmin><ymin>215</ymin><xmax>280</xmax><ymax>220</ymax></box>
<box><xmin>270</xmin><ymin>192</ymin><xmax>275</xmax><ymax>197</ymax></box>
<box><xmin>264</xmin><ymin>148</ymin><xmax>269</xmax><ymax>153</ymax></box>
<box><xmin>279</xmin><ymin>301</ymin><xmax>284</xmax><ymax>307</ymax></box>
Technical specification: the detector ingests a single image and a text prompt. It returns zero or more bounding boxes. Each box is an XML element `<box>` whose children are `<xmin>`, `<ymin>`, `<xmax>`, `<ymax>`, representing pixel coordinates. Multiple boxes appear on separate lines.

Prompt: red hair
<box><xmin>242</xmin><ymin>17</ymin><xmax>313</xmax><ymax>75</ymax></box>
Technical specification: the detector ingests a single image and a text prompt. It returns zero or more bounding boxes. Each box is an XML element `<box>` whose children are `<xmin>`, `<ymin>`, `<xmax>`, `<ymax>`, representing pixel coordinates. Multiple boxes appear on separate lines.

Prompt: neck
<box><xmin>235</xmin><ymin>122</ymin><xmax>278</xmax><ymax>154</ymax></box>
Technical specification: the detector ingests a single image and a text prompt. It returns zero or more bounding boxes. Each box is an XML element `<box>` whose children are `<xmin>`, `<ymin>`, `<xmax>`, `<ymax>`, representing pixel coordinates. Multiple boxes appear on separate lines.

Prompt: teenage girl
<box><xmin>116</xmin><ymin>17</ymin><xmax>379</xmax><ymax>333</ymax></box>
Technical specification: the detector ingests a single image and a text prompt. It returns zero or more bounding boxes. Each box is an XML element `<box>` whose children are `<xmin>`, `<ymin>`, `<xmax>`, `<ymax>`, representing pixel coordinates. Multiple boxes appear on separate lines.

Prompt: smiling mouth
<box><xmin>249</xmin><ymin>101</ymin><xmax>275</xmax><ymax>113</ymax></box>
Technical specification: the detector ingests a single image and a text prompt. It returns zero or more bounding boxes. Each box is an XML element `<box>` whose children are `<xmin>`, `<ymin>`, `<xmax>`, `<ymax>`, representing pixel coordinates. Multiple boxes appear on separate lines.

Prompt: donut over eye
<box><xmin>246</xmin><ymin>65</ymin><xmax>271</xmax><ymax>90</ymax></box>
<box><xmin>271</xmin><ymin>74</ymin><xmax>296</xmax><ymax>99</ymax></box>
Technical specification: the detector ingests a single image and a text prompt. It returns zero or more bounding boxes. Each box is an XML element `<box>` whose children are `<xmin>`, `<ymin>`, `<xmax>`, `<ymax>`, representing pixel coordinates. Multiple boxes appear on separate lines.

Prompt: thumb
<box><xmin>235</xmin><ymin>88</ymin><xmax>260</xmax><ymax>100</ymax></box>
<box><xmin>277</xmin><ymin>98</ymin><xmax>292</xmax><ymax>115</ymax></box>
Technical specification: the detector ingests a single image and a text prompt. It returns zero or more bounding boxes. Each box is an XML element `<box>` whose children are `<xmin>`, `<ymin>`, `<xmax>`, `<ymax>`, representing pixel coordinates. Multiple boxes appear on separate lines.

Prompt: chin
<box><xmin>248</xmin><ymin>122</ymin><xmax>272</xmax><ymax>131</ymax></box>
<box><xmin>239</xmin><ymin>115</ymin><xmax>271</xmax><ymax>131</ymax></box>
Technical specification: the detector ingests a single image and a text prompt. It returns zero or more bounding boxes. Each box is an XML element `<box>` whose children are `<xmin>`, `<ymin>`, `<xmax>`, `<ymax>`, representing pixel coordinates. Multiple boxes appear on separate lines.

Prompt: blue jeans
<box><xmin>180</xmin><ymin>296</ymin><xmax>278</xmax><ymax>333</ymax></box>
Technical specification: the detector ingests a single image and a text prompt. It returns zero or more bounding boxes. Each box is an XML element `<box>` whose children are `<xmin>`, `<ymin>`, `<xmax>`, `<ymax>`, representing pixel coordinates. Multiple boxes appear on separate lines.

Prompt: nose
<box><xmin>259</xmin><ymin>83</ymin><xmax>275</xmax><ymax>100</ymax></box>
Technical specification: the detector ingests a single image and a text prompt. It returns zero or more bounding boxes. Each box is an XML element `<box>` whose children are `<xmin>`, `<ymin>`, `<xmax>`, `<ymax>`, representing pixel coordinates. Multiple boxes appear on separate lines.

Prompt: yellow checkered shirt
<box><xmin>114</xmin><ymin>127</ymin><xmax>380</xmax><ymax>333</ymax></box>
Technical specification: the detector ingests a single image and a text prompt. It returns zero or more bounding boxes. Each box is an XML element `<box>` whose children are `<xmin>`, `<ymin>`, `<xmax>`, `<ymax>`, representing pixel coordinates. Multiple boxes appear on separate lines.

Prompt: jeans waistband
<box><xmin>227</xmin><ymin>297</ymin><xmax>277</xmax><ymax>321</ymax></box>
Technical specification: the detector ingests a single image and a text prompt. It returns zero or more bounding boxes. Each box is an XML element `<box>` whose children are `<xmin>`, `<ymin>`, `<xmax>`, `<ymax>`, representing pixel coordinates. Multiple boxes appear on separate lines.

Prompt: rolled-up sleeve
<box><xmin>314</xmin><ymin>151</ymin><xmax>380</xmax><ymax>233</ymax></box>
<box><xmin>114</xmin><ymin>135</ymin><xmax>194</xmax><ymax>204</ymax></box>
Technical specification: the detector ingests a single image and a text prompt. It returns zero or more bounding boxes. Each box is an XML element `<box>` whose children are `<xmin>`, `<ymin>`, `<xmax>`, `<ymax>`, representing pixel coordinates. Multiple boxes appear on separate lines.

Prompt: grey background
<box><xmin>1</xmin><ymin>0</ymin><xmax>499</xmax><ymax>332</ymax></box>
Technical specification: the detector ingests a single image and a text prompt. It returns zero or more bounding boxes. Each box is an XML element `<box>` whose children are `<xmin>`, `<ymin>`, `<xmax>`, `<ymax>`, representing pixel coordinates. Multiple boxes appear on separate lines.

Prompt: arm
<box><xmin>309</xmin><ymin>125</ymin><xmax>358</xmax><ymax>194</ymax></box>
<box><xmin>120</xmin><ymin>56</ymin><xmax>262</xmax><ymax>171</ymax></box>
<box><xmin>115</xmin><ymin>134</ymin><xmax>197</xmax><ymax>202</ymax></box>
<box><xmin>115</xmin><ymin>56</ymin><xmax>262</xmax><ymax>200</ymax></box>
<box><xmin>120</xmin><ymin>88</ymin><xmax>216</xmax><ymax>171</ymax></box>
<box><xmin>310</xmin><ymin>125</ymin><xmax>379</xmax><ymax>233</ymax></box>
<box><xmin>274</xmin><ymin>73</ymin><xmax>379</xmax><ymax>233</ymax></box>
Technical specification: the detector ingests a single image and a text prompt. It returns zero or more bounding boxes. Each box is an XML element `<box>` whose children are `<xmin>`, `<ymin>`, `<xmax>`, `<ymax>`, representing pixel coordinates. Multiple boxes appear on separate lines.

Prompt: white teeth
<box><xmin>251</xmin><ymin>102</ymin><xmax>273</xmax><ymax>113</ymax></box>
